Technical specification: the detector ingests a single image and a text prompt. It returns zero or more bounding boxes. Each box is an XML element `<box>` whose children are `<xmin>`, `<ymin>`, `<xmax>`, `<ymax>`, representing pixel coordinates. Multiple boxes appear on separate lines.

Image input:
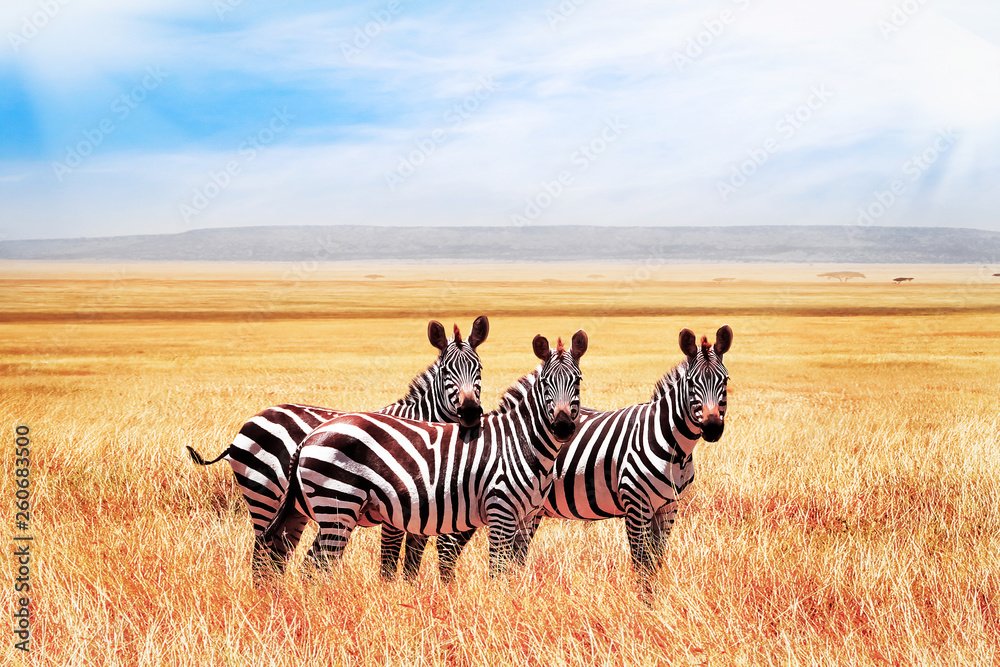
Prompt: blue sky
<box><xmin>1</xmin><ymin>0</ymin><xmax>999</xmax><ymax>240</ymax></box>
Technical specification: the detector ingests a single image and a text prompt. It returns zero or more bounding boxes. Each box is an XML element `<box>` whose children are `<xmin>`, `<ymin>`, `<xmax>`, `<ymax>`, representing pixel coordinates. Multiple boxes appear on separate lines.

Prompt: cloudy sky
<box><xmin>1</xmin><ymin>0</ymin><xmax>999</xmax><ymax>240</ymax></box>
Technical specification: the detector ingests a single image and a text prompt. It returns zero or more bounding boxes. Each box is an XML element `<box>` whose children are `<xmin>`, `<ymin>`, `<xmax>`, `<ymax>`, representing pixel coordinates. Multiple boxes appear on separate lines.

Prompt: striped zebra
<box><xmin>186</xmin><ymin>316</ymin><xmax>488</xmax><ymax>572</ymax></box>
<box><xmin>413</xmin><ymin>326</ymin><xmax>732</xmax><ymax>598</ymax></box>
<box><xmin>264</xmin><ymin>331</ymin><xmax>588</xmax><ymax>576</ymax></box>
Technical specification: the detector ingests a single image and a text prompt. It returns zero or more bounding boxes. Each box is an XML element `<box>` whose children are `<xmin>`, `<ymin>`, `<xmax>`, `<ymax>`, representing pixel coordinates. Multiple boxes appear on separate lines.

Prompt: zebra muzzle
<box><xmin>457</xmin><ymin>395</ymin><xmax>483</xmax><ymax>427</ymax></box>
<box><xmin>701</xmin><ymin>413</ymin><xmax>724</xmax><ymax>442</ymax></box>
<box><xmin>551</xmin><ymin>411</ymin><xmax>577</xmax><ymax>442</ymax></box>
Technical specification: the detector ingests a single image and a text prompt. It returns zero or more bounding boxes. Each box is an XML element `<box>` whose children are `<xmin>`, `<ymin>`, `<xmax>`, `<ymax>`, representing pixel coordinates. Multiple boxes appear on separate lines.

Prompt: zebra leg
<box><xmin>301</xmin><ymin>493</ymin><xmax>364</xmax><ymax>572</ymax></box>
<box><xmin>487</xmin><ymin>526</ymin><xmax>518</xmax><ymax>578</ymax></box>
<box><xmin>437</xmin><ymin>529</ymin><xmax>477</xmax><ymax>584</ymax></box>
<box><xmin>624</xmin><ymin>502</ymin><xmax>657</xmax><ymax>604</ymax></box>
<box><xmin>253</xmin><ymin>510</ymin><xmax>310</xmax><ymax>575</ymax></box>
<box><xmin>650</xmin><ymin>501</ymin><xmax>679</xmax><ymax>570</ymax></box>
<box><xmin>251</xmin><ymin>533</ymin><xmax>285</xmax><ymax>576</ymax></box>
<box><xmin>306</xmin><ymin>516</ymin><xmax>358</xmax><ymax>571</ymax></box>
<box><xmin>379</xmin><ymin>525</ymin><xmax>405</xmax><ymax>581</ymax></box>
<box><xmin>401</xmin><ymin>533</ymin><xmax>429</xmax><ymax>584</ymax></box>
<box><xmin>512</xmin><ymin>515</ymin><xmax>542</xmax><ymax>568</ymax></box>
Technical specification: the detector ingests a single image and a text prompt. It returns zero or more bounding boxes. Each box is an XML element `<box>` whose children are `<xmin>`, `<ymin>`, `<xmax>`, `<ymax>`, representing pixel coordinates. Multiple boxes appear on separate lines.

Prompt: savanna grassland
<box><xmin>2</xmin><ymin>261</ymin><xmax>999</xmax><ymax>666</ymax></box>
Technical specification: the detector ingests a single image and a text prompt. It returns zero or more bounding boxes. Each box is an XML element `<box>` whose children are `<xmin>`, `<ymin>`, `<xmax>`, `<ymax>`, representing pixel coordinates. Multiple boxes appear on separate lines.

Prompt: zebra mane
<box><xmin>650</xmin><ymin>359</ymin><xmax>688</xmax><ymax>402</ymax></box>
<box><xmin>395</xmin><ymin>358</ymin><xmax>440</xmax><ymax>406</ymax></box>
<box><xmin>489</xmin><ymin>367</ymin><xmax>540</xmax><ymax>415</ymax></box>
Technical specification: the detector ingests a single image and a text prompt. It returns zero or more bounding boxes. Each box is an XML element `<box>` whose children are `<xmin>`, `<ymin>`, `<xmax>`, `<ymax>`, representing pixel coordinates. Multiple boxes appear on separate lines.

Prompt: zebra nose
<box><xmin>457</xmin><ymin>395</ymin><xmax>483</xmax><ymax>427</ymax></box>
<box><xmin>701</xmin><ymin>414</ymin><xmax>724</xmax><ymax>442</ymax></box>
<box><xmin>551</xmin><ymin>407</ymin><xmax>577</xmax><ymax>442</ymax></box>
<box><xmin>552</xmin><ymin>416</ymin><xmax>575</xmax><ymax>442</ymax></box>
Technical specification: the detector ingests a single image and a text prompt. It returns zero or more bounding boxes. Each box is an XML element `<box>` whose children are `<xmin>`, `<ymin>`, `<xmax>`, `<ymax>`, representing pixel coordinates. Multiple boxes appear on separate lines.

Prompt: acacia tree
<box><xmin>818</xmin><ymin>271</ymin><xmax>866</xmax><ymax>283</ymax></box>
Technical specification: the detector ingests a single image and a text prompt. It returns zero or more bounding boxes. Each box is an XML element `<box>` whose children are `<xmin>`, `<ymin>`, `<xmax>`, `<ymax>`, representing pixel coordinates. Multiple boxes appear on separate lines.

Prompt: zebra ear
<box><xmin>532</xmin><ymin>334</ymin><xmax>551</xmax><ymax>361</ymax></box>
<box><xmin>714</xmin><ymin>325</ymin><xmax>733</xmax><ymax>356</ymax></box>
<box><xmin>570</xmin><ymin>330</ymin><xmax>588</xmax><ymax>360</ymax></box>
<box><xmin>428</xmin><ymin>320</ymin><xmax>448</xmax><ymax>351</ymax></box>
<box><xmin>468</xmin><ymin>315</ymin><xmax>489</xmax><ymax>349</ymax></box>
<box><xmin>679</xmin><ymin>328</ymin><xmax>698</xmax><ymax>358</ymax></box>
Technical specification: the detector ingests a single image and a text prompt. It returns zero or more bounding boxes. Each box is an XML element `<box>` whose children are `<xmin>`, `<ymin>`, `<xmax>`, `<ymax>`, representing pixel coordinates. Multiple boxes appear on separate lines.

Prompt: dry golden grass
<box><xmin>2</xmin><ymin>262</ymin><xmax>999</xmax><ymax>666</ymax></box>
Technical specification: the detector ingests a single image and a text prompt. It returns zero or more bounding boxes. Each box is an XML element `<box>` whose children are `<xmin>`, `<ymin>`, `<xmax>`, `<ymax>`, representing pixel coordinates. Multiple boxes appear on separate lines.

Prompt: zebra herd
<box><xmin>187</xmin><ymin>317</ymin><xmax>732</xmax><ymax>599</ymax></box>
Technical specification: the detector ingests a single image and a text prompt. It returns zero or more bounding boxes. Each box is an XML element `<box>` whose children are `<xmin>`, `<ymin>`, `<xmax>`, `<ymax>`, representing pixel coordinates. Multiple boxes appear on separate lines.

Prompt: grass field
<box><xmin>2</xmin><ymin>262</ymin><xmax>999</xmax><ymax>666</ymax></box>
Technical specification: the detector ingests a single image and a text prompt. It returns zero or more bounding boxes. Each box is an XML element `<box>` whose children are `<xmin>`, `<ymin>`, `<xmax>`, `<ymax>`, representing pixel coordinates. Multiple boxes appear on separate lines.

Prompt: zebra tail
<box><xmin>185</xmin><ymin>445</ymin><xmax>229</xmax><ymax>467</ymax></box>
<box><xmin>263</xmin><ymin>441</ymin><xmax>308</xmax><ymax>548</ymax></box>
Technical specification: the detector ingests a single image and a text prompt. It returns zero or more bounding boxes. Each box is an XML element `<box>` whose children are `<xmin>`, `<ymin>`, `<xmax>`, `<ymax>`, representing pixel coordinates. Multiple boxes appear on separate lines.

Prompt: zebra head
<box><xmin>678</xmin><ymin>325</ymin><xmax>732</xmax><ymax>443</ymax></box>
<box><xmin>532</xmin><ymin>330</ymin><xmax>588</xmax><ymax>442</ymax></box>
<box><xmin>428</xmin><ymin>315</ymin><xmax>489</xmax><ymax>428</ymax></box>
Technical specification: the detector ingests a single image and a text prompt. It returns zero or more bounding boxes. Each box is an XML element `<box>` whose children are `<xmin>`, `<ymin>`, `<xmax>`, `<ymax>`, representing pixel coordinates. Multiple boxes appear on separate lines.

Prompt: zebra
<box><xmin>405</xmin><ymin>325</ymin><xmax>732</xmax><ymax>599</ymax></box>
<box><xmin>185</xmin><ymin>316</ymin><xmax>489</xmax><ymax>572</ymax></box>
<box><xmin>264</xmin><ymin>330</ymin><xmax>588</xmax><ymax>577</ymax></box>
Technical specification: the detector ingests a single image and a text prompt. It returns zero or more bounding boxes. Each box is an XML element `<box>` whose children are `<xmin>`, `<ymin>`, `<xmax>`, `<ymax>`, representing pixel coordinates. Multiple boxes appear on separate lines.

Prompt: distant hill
<box><xmin>2</xmin><ymin>225</ymin><xmax>999</xmax><ymax>263</ymax></box>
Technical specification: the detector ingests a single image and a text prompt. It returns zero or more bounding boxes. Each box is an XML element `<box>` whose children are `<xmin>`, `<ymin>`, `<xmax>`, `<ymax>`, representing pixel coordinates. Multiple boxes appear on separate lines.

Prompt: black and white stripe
<box><xmin>264</xmin><ymin>331</ymin><xmax>588</xmax><ymax>576</ymax></box>
<box><xmin>430</xmin><ymin>326</ymin><xmax>732</xmax><ymax>598</ymax></box>
<box><xmin>186</xmin><ymin>316</ymin><xmax>488</xmax><ymax>571</ymax></box>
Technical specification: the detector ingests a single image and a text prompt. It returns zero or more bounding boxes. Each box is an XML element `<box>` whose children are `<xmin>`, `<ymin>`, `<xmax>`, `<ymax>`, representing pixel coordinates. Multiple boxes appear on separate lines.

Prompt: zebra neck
<box><xmin>492</xmin><ymin>369</ymin><xmax>561</xmax><ymax>467</ymax></box>
<box><xmin>654</xmin><ymin>363</ymin><xmax>701</xmax><ymax>457</ymax></box>
<box><xmin>389</xmin><ymin>359</ymin><xmax>454</xmax><ymax>422</ymax></box>
<box><xmin>522</xmin><ymin>382</ymin><xmax>564</xmax><ymax>463</ymax></box>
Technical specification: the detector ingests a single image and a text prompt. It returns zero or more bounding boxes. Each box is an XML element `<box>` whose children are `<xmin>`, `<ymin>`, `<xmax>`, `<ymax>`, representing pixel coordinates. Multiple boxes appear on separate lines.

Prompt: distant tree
<box><xmin>993</xmin><ymin>274</ymin><xmax>1000</xmax><ymax>277</ymax></box>
<box><xmin>892</xmin><ymin>277</ymin><xmax>914</xmax><ymax>284</ymax></box>
<box><xmin>364</xmin><ymin>274</ymin><xmax>384</xmax><ymax>280</ymax></box>
<box><xmin>712</xmin><ymin>277</ymin><xmax>735</xmax><ymax>283</ymax></box>
<box><xmin>818</xmin><ymin>271</ymin><xmax>866</xmax><ymax>283</ymax></box>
